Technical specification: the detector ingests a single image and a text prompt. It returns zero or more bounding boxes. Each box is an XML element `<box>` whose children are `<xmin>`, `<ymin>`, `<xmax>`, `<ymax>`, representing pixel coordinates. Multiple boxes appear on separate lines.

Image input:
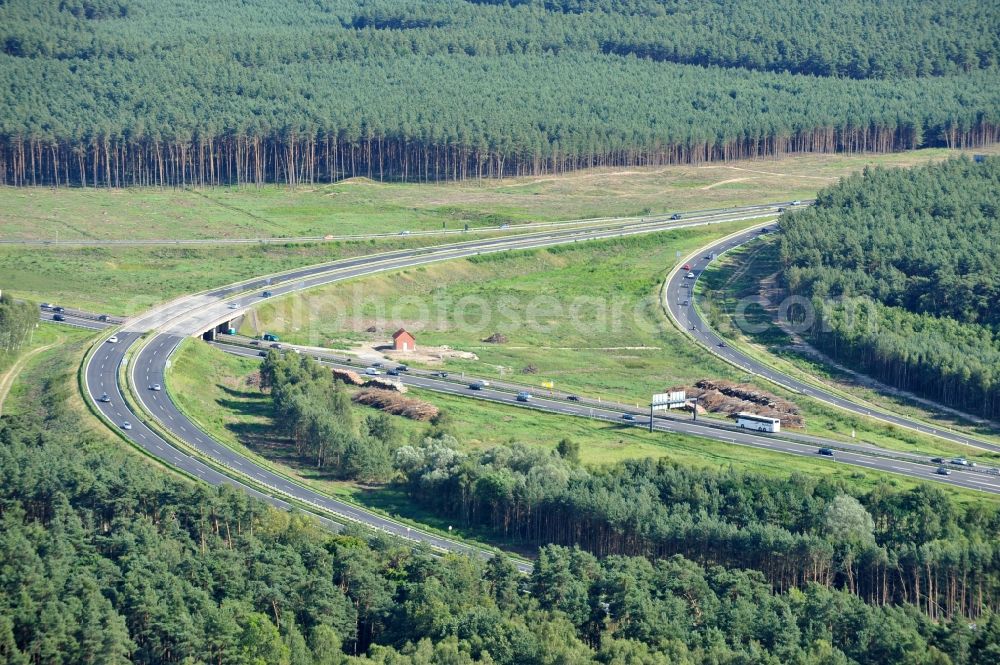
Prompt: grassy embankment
<box><xmin>0</xmin><ymin>322</ymin><xmax>96</xmax><ymax>416</ymax></box>
<box><xmin>245</xmin><ymin>223</ymin><xmax>995</xmax><ymax>461</ymax></box>
<box><xmin>697</xmin><ymin>234</ymin><xmax>1000</xmax><ymax>451</ymax></box>
<box><xmin>166</xmin><ymin>335</ymin><xmax>1000</xmax><ymax>516</ymax></box>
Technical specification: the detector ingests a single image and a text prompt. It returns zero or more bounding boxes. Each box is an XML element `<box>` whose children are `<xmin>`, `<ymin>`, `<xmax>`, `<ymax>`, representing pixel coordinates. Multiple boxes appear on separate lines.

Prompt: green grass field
<box><xmin>245</xmin><ymin>224</ymin><xmax>747</xmax><ymax>395</ymax></box>
<box><xmin>6</xmin><ymin>147</ymin><xmax>999</xmax><ymax>317</ymax></box>
<box><xmin>0</xmin><ymin>234</ymin><xmax>460</xmax><ymax>315</ymax></box>
<box><xmin>166</xmin><ymin>335</ymin><xmax>998</xmax><ymax>508</ymax></box>
<box><xmin>4</xmin><ymin>148</ymin><xmax>997</xmax><ymax>242</ymax></box>
<box><xmin>244</xmin><ymin>223</ymin><xmax>999</xmax><ymax>462</ymax></box>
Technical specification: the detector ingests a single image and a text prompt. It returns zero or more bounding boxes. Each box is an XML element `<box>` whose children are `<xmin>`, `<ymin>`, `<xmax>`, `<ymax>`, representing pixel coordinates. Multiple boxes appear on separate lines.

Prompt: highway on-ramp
<box><xmin>665</xmin><ymin>223</ymin><xmax>1000</xmax><ymax>455</ymax></box>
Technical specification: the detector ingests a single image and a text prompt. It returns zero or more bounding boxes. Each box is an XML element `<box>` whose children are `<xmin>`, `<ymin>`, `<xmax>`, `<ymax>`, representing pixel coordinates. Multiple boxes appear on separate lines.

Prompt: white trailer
<box><xmin>736</xmin><ymin>412</ymin><xmax>781</xmax><ymax>433</ymax></box>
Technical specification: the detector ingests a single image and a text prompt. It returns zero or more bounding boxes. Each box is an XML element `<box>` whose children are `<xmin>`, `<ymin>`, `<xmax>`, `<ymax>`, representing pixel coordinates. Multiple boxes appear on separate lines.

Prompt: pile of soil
<box><xmin>483</xmin><ymin>332</ymin><xmax>508</xmax><ymax>344</ymax></box>
<box><xmin>352</xmin><ymin>389</ymin><xmax>439</xmax><ymax>421</ymax></box>
<box><xmin>332</xmin><ymin>368</ymin><xmax>365</xmax><ymax>385</ymax></box>
<box><xmin>691</xmin><ymin>379</ymin><xmax>804</xmax><ymax>428</ymax></box>
<box><xmin>367</xmin><ymin>377</ymin><xmax>408</xmax><ymax>393</ymax></box>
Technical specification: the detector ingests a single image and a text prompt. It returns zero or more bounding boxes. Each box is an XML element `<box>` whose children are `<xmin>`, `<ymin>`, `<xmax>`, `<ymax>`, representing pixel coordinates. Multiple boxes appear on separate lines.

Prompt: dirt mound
<box><xmin>353</xmin><ymin>389</ymin><xmax>439</xmax><ymax>421</ymax></box>
<box><xmin>367</xmin><ymin>377</ymin><xmax>408</xmax><ymax>393</ymax></box>
<box><xmin>483</xmin><ymin>332</ymin><xmax>508</xmax><ymax>344</ymax></box>
<box><xmin>692</xmin><ymin>379</ymin><xmax>804</xmax><ymax>428</ymax></box>
<box><xmin>332</xmin><ymin>368</ymin><xmax>365</xmax><ymax>386</ymax></box>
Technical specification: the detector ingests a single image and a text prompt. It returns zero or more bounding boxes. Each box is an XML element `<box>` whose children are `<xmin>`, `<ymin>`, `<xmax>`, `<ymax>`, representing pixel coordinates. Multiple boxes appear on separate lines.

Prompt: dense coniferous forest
<box><xmin>3</xmin><ymin>337</ymin><xmax>1000</xmax><ymax>663</ymax></box>
<box><xmin>395</xmin><ymin>435</ymin><xmax>1000</xmax><ymax>621</ymax></box>
<box><xmin>779</xmin><ymin>157</ymin><xmax>1000</xmax><ymax>419</ymax></box>
<box><xmin>1</xmin><ymin>0</ymin><xmax>998</xmax><ymax>187</ymax></box>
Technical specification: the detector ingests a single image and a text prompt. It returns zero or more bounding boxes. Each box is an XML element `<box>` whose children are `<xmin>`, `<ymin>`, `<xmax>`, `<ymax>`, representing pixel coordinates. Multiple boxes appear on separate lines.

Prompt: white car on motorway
<box><xmin>107</xmin><ymin>335</ymin><xmax>118</xmax><ymax>343</ymax></box>
<box><xmin>228</xmin><ymin>302</ymin><xmax>240</xmax><ymax>310</ymax></box>
<box><xmin>121</xmin><ymin>421</ymin><xmax>133</xmax><ymax>431</ymax></box>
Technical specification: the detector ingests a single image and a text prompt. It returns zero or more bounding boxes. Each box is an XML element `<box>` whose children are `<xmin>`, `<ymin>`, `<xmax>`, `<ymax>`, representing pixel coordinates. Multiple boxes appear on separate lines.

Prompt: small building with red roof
<box><xmin>392</xmin><ymin>328</ymin><xmax>416</xmax><ymax>353</ymax></box>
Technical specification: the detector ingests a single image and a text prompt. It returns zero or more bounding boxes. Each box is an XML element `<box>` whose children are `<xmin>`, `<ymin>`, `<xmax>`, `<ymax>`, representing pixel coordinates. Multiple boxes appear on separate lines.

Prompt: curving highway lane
<box><xmin>665</xmin><ymin>223</ymin><xmax>1000</xmax><ymax>454</ymax></box>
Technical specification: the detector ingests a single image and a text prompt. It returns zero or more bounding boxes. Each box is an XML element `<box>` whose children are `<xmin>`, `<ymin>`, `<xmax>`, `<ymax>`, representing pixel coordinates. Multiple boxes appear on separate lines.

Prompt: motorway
<box><xmin>79</xmin><ymin>204</ymin><xmax>795</xmax><ymax>568</ymax></box>
<box><xmin>211</xmin><ymin>340</ymin><xmax>1000</xmax><ymax>495</ymax></box>
<box><xmin>69</xmin><ymin>203</ymin><xmax>1000</xmax><ymax>568</ymax></box>
<box><xmin>664</xmin><ymin>223</ymin><xmax>1000</xmax><ymax>454</ymax></box>
<box><xmin>38</xmin><ymin>305</ymin><xmax>119</xmax><ymax>330</ymax></box>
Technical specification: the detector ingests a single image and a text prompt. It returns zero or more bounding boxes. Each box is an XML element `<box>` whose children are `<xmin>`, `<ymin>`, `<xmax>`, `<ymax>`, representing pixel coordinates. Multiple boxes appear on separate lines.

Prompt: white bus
<box><xmin>735</xmin><ymin>412</ymin><xmax>781</xmax><ymax>433</ymax></box>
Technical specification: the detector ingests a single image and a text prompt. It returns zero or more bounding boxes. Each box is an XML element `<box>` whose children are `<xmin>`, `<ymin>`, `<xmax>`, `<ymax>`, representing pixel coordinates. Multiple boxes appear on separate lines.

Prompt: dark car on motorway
<box><xmin>936</xmin><ymin>466</ymin><xmax>952</xmax><ymax>475</ymax></box>
<box><xmin>387</xmin><ymin>369</ymin><xmax>400</xmax><ymax>376</ymax></box>
<box><xmin>396</xmin><ymin>365</ymin><xmax>409</xmax><ymax>372</ymax></box>
<box><xmin>670</xmin><ymin>213</ymin><xmax>681</xmax><ymax>220</ymax></box>
<box><xmin>258</xmin><ymin>351</ymin><xmax>267</xmax><ymax>357</ymax></box>
<box><xmin>53</xmin><ymin>313</ymin><xmax>65</xmax><ymax>321</ymax></box>
<box><xmin>567</xmin><ymin>395</ymin><xmax>580</xmax><ymax>401</ymax></box>
<box><xmin>818</xmin><ymin>448</ymin><xmax>834</xmax><ymax>456</ymax></box>
<box><xmin>621</xmin><ymin>413</ymin><xmax>636</xmax><ymax>421</ymax></box>
<box><xmin>931</xmin><ymin>457</ymin><xmax>944</xmax><ymax>463</ymax></box>
<box><xmin>53</xmin><ymin>306</ymin><xmax>65</xmax><ymax>312</ymax></box>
